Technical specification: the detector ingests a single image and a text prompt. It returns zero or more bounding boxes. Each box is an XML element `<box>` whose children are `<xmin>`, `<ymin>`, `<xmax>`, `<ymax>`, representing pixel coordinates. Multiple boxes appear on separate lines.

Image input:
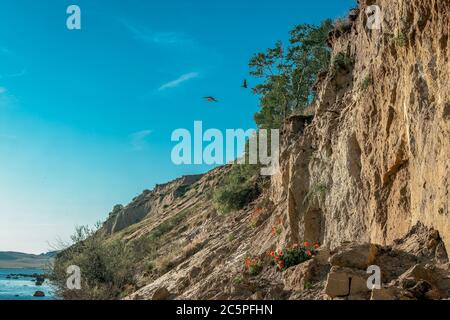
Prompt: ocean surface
<box><xmin>0</xmin><ymin>268</ymin><xmax>55</xmax><ymax>300</ymax></box>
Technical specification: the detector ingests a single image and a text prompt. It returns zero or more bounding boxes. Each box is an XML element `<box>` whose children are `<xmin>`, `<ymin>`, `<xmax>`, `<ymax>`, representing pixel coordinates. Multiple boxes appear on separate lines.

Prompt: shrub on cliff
<box><xmin>213</xmin><ymin>164</ymin><xmax>261</xmax><ymax>214</ymax></box>
<box><xmin>51</xmin><ymin>225</ymin><xmax>137</xmax><ymax>300</ymax></box>
<box><xmin>332</xmin><ymin>52</ymin><xmax>354</xmax><ymax>73</ymax></box>
<box><xmin>244</xmin><ymin>256</ymin><xmax>263</xmax><ymax>276</ymax></box>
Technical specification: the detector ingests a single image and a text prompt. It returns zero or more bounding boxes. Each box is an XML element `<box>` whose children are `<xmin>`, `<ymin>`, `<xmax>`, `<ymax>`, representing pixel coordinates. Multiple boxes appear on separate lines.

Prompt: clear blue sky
<box><xmin>0</xmin><ymin>0</ymin><xmax>355</xmax><ymax>253</ymax></box>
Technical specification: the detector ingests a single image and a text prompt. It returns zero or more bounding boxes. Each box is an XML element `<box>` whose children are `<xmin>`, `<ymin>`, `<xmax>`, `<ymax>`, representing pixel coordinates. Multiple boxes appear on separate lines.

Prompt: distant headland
<box><xmin>0</xmin><ymin>251</ymin><xmax>57</xmax><ymax>269</ymax></box>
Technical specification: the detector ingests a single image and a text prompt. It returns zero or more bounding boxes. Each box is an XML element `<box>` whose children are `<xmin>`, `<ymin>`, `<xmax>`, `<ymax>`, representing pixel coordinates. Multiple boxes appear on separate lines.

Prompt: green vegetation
<box><xmin>303</xmin><ymin>282</ymin><xmax>314</xmax><ymax>290</ymax></box>
<box><xmin>249</xmin><ymin>20</ymin><xmax>334</xmax><ymax>129</ymax></box>
<box><xmin>108</xmin><ymin>204</ymin><xmax>123</xmax><ymax>218</ymax></box>
<box><xmin>391</xmin><ymin>33</ymin><xmax>407</xmax><ymax>47</ymax></box>
<box><xmin>52</xmin><ymin>17</ymin><xmax>341</xmax><ymax>300</ymax></box>
<box><xmin>52</xmin><ymin>210</ymin><xmax>189</xmax><ymax>300</ymax></box>
<box><xmin>267</xmin><ymin>243</ymin><xmax>319</xmax><ymax>271</ymax></box>
<box><xmin>175</xmin><ymin>184</ymin><xmax>191</xmax><ymax>197</ymax></box>
<box><xmin>212</xmin><ymin>164</ymin><xmax>261</xmax><ymax>214</ymax></box>
<box><xmin>361</xmin><ymin>74</ymin><xmax>373</xmax><ymax>90</ymax></box>
<box><xmin>51</xmin><ymin>225</ymin><xmax>136</xmax><ymax>300</ymax></box>
<box><xmin>213</xmin><ymin>19</ymin><xmax>336</xmax><ymax>214</ymax></box>
<box><xmin>149</xmin><ymin>211</ymin><xmax>187</xmax><ymax>241</ymax></box>
<box><xmin>244</xmin><ymin>257</ymin><xmax>263</xmax><ymax>276</ymax></box>
<box><xmin>129</xmin><ymin>210</ymin><xmax>189</xmax><ymax>263</ymax></box>
<box><xmin>272</xmin><ymin>224</ymin><xmax>283</xmax><ymax>237</ymax></box>
<box><xmin>233</xmin><ymin>275</ymin><xmax>244</xmax><ymax>285</ymax></box>
<box><xmin>332</xmin><ymin>52</ymin><xmax>354</xmax><ymax>73</ymax></box>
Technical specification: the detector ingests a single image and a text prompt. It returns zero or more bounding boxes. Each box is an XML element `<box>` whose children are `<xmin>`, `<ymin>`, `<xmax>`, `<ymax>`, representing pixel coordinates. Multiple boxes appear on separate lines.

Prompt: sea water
<box><xmin>0</xmin><ymin>268</ymin><xmax>55</xmax><ymax>300</ymax></box>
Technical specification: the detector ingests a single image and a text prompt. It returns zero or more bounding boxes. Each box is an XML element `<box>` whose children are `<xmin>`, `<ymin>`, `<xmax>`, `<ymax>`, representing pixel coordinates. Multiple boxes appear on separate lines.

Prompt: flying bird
<box><xmin>242</xmin><ymin>79</ymin><xmax>248</xmax><ymax>89</ymax></box>
<box><xmin>204</xmin><ymin>96</ymin><xmax>219</xmax><ymax>102</ymax></box>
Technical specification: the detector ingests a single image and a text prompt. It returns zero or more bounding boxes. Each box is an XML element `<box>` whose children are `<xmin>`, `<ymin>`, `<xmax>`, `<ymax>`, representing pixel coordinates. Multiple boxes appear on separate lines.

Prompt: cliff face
<box><xmin>102</xmin><ymin>174</ymin><xmax>203</xmax><ymax>234</ymax></box>
<box><xmin>273</xmin><ymin>0</ymin><xmax>449</xmax><ymax>251</ymax></box>
<box><xmin>77</xmin><ymin>0</ymin><xmax>449</xmax><ymax>300</ymax></box>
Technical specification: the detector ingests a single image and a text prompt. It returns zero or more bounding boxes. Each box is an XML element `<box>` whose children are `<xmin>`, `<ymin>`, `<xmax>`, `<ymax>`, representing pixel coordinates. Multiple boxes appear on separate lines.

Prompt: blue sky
<box><xmin>0</xmin><ymin>0</ymin><xmax>355</xmax><ymax>253</ymax></box>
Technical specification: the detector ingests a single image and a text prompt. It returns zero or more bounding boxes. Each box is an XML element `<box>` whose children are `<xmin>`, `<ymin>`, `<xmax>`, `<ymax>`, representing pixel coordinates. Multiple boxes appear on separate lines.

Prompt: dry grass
<box><xmin>181</xmin><ymin>232</ymin><xmax>208</xmax><ymax>259</ymax></box>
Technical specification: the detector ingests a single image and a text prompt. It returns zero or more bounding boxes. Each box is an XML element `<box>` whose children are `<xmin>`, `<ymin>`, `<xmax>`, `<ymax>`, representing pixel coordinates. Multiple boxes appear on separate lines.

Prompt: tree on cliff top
<box><xmin>249</xmin><ymin>19</ymin><xmax>333</xmax><ymax>129</ymax></box>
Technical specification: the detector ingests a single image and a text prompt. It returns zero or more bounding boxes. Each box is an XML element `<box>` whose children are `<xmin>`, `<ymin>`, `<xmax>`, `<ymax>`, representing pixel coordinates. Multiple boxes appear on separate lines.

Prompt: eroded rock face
<box><xmin>324</xmin><ymin>226</ymin><xmax>450</xmax><ymax>300</ymax></box>
<box><xmin>272</xmin><ymin>0</ymin><xmax>450</xmax><ymax>253</ymax></box>
<box><xmin>81</xmin><ymin>0</ymin><xmax>449</xmax><ymax>301</ymax></box>
<box><xmin>151</xmin><ymin>287</ymin><xmax>171</xmax><ymax>300</ymax></box>
<box><xmin>102</xmin><ymin>174</ymin><xmax>203</xmax><ymax>234</ymax></box>
<box><xmin>125</xmin><ymin>0</ymin><xmax>448</xmax><ymax>301</ymax></box>
<box><xmin>329</xmin><ymin>243</ymin><xmax>379</xmax><ymax>270</ymax></box>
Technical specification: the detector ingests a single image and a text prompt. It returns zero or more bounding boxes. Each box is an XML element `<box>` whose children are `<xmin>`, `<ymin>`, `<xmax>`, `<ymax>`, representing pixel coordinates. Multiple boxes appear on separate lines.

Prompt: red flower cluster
<box><xmin>244</xmin><ymin>257</ymin><xmax>263</xmax><ymax>276</ymax></box>
<box><xmin>303</xmin><ymin>242</ymin><xmax>320</xmax><ymax>256</ymax></box>
<box><xmin>266</xmin><ymin>242</ymin><xmax>320</xmax><ymax>271</ymax></box>
<box><xmin>267</xmin><ymin>249</ymin><xmax>285</xmax><ymax>270</ymax></box>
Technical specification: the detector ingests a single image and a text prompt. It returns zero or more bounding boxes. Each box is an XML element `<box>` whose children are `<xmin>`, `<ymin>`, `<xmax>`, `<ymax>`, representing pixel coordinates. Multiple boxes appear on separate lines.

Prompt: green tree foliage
<box><xmin>249</xmin><ymin>19</ymin><xmax>334</xmax><ymax>129</ymax></box>
<box><xmin>213</xmin><ymin>20</ymin><xmax>334</xmax><ymax>214</ymax></box>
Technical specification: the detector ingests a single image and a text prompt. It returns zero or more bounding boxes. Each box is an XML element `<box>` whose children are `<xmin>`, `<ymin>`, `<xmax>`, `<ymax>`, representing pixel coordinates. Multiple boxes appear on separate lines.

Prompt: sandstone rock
<box><xmin>151</xmin><ymin>287</ymin><xmax>171</xmax><ymax>300</ymax></box>
<box><xmin>435</xmin><ymin>242</ymin><xmax>449</xmax><ymax>264</ymax></box>
<box><xmin>399</xmin><ymin>264</ymin><xmax>434</xmax><ymax>284</ymax></box>
<box><xmin>177</xmin><ymin>277</ymin><xmax>190</xmax><ymax>291</ymax></box>
<box><xmin>371</xmin><ymin>287</ymin><xmax>399</xmax><ymax>300</ymax></box>
<box><xmin>398</xmin><ymin>263</ymin><xmax>450</xmax><ymax>298</ymax></box>
<box><xmin>329</xmin><ymin>244</ymin><xmax>379</xmax><ymax>270</ymax></box>
<box><xmin>347</xmin><ymin>293</ymin><xmax>370</xmax><ymax>300</ymax></box>
<box><xmin>424</xmin><ymin>288</ymin><xmax>442</xmax><ymax>300</ymax></box>
<box><xmin>132</xmin><ymin>294</ymin><xmax>144</xmax><ymax>300</ymax></box>
<box><xmin>230</xmin><ymin>284</ymin><xmax>253</xmax><ymax>298</ymax></box>
<box><xmin>325</xmin><ymin>266</ymin><xmax>369</xmax><ymax>298</ymax></box>
<box><xmin>400</xmin><ymin>277</ymin><xmax>418</xmax><ymax>290</ymax></box>
<box><xmin>102</xmin><ymin>174</ymin><xmax>203</xmax><ymax>234</ymax></box>
<box><xmin>283</xmin><ymin>259</ymin><xmax>316</xmax><ymax>291</ymax></box>
<box><xmin>313</xmin><ymin>247</ymin><xmax>330</xmax><ymax>265</ymax></box>
<box><xmin>325</xmin><ymin>270</ymin><xmax>350</xmax><ymax>298</ymax></box>
<box><xmin>349</xmin><ymin>273</ymin><xmax>370</xmax><ymax>295</ymax></box>
<box><xmin>250</xmin><ymin>291</ymin><xmax>264</xmax><ymax>300</ymax></box>
<box><xmin>65</xmin><ymin>0</ymin><xmax>450</xmax><ymax>301</ymax></box>
<box><xmin>408</xmin><ymin>280</ymin><xmax>432</xmax><ymax>299</ymax></box>
<box><xmin>273</xmin><ymin>0</ymin><xmax>450</xmax><ymax>258</ymax></box>
<box><xmin>348</xmin><ymin>8</ymin><xmax>359</xmax><ymax>21</ymax></box>
<box><xmin>266</xmin><ymin>286</ymin><xmax>287</xmax><ymax>300</ymax></box>
<box><xmin>189</xmin><ymin>266</ymin><xmax>202</xmax><ymax>280</ymax></box>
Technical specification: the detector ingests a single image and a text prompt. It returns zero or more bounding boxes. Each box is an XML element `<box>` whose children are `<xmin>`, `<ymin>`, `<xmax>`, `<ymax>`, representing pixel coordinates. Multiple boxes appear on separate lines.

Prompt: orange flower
<box><xmin>245</xmin><ymin>257</ymin><xmax>254</xmax><ymax>268</ymax></box>
<box><xmin>304</xmin><ymin>242</ymin><xmax>310</xmax><ymax>247</ymax></box>
<box><xmin>314</xmin><ymin>243</ymin><xmax>320</xmax><ymax>249</ymax></box>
